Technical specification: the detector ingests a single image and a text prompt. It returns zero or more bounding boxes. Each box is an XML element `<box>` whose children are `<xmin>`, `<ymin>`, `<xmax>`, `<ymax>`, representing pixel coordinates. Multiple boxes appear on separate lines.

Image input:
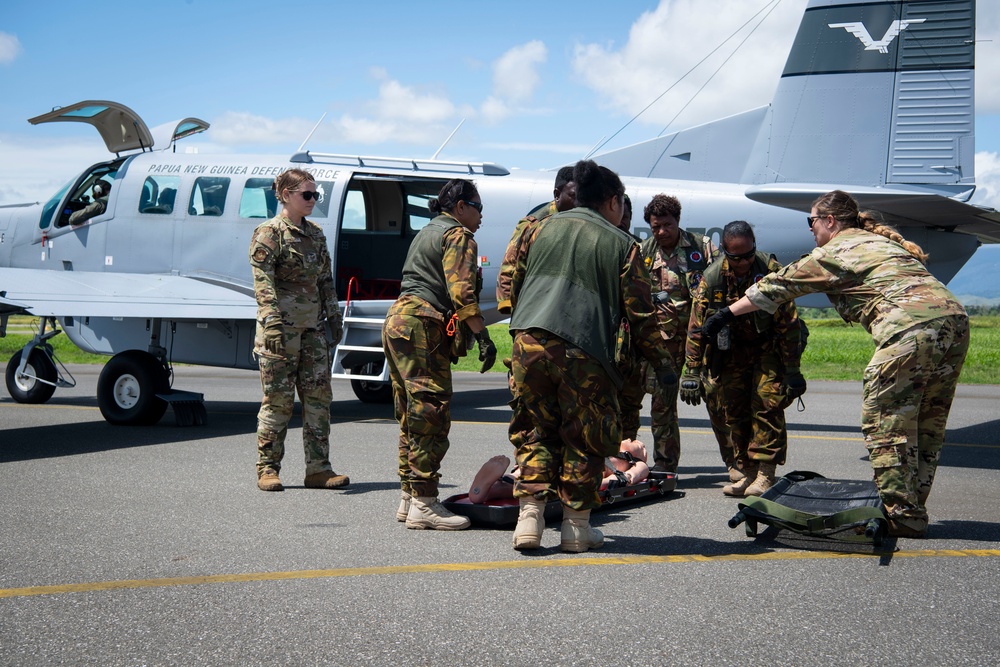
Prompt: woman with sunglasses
<box><xmin>700</xmin><ymin>190</ymin><xmax>969</xmax><ymax>538</ymax></box>
<box><xmin>383</xmin><ymin>178</ymin><xmax>496</xmax><ymax>530</ymax></box>
<box><xmin>682</xmin><ymin>220</ymin><xmax>806</xmax><ymax>497</ymax></box>
<box><xmin>249</xmin><ymin>168</ymin><xmax>349</xmax><ymax>492</ymax></box>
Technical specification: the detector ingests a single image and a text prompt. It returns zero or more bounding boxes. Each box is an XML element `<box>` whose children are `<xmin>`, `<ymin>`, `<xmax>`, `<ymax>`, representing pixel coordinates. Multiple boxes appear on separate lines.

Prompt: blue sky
<box><xmin>2</xmin><ymin>0</ymin><xmax>1000</xmax><ymax>289</ymax></box>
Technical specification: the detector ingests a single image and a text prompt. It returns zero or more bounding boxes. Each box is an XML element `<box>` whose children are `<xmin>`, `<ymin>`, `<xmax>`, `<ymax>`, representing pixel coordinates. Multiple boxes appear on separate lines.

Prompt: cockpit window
<box><xmin>39</xmin><ymin>180</ymin><xmax>74</xmax><ymax>230</ymax></box>
<box><xmin>139</xmin><ymin>175</ymin><xmax>180</xmax><ymax>214</ymax></box>
<box><xmin>189</xmin><ymin>177</ymin><xmax>230</xmax><ymax>217</ymax></box>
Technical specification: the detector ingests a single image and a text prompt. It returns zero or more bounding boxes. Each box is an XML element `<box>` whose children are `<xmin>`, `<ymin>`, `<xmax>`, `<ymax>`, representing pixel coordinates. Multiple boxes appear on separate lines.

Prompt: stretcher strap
<box><xmin>740</xmin><ymin>496</ymin><xmax>885</xmax><ymax>533</ymax></box>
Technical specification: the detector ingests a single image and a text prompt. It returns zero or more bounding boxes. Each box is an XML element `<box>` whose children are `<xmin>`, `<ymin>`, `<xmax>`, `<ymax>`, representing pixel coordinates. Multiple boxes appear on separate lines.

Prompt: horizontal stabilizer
<box><xmin>745</xmin><ymin>184</ymin><xmax>1000</xmax><ymax>244</ymax></box>
<box><xmin>0</xmin><ymin>269</ymin><xmax>257</xmax><ymax>320</ymax></box>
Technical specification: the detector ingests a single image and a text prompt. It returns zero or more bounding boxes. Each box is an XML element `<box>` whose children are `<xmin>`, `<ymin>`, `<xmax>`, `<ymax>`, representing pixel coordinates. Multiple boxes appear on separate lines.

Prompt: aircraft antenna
<box><xmin>431</xmin><ymin>119</ymin><xmax>466</xmax><ymax>160</ymax></box>
<box><xmin>297</xmin><ymin>112</ymin><xmax>328</xmax><ymax>152</ymax></box>
<box><xmin>585</xmin><ymin>0</ymin><xmax>781</xmax><ymax>160</ymax></box>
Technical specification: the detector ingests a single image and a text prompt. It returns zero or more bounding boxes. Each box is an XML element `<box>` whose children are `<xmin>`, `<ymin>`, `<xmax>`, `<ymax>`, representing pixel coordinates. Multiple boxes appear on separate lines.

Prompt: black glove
<box><xmin>656</xmin><ymin>362</ymin><xmax>677</xmax><ymax>391</ymax></box>
<box><xmin>700</xmin><ymin>306</ymin><xmax>736</xmax><ymax>340</ymax></box>
<box><xmin>784</xmin><ymin>366</ymin><xmax>807</xmax><ymax>399</ymax></box>
<box><xmin>475</xmin><ymin>329</ymin><xmax>497</xmax><ymax>374</ymax></box>
<box><xmin>679</xmin><ymin>370</ymin><xmax>703</xmax><ymax>406</ymax></box>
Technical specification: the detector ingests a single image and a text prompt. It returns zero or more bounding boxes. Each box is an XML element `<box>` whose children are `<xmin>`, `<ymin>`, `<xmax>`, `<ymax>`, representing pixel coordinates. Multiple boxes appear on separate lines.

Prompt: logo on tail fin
<box><xmin>828</xmin><ymin>19</ymin><xmax>926</xmax><ymax>54</ymax></box>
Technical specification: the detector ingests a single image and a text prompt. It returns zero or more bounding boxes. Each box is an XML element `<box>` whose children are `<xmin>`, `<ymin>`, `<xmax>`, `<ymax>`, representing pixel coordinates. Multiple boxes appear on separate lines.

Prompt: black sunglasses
<box><xmin>464</xmin><ymin>200</ymin><xmax>483</xmax><ymax>213</ymax></box>
<box><xmin>806</xmin><ymin>215</ymin><xmax>822</xmax><ymax>229</ymax></box>
<box><xmin>298</xmin><ymin>191</ymin><xmax>321</xmax><ymax>201</ymax></box>
<box><xmin>724</xmin><ymin>245</ymin><xmax>756</xmax><ymax>261</ymax></box>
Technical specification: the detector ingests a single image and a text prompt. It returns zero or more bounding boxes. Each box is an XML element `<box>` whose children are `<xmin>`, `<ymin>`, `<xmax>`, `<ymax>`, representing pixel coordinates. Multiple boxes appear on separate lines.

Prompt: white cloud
<box><xmin>480</xmin><ymin>41</ymin><xmax>548</xmax><ymax>125</ymax></box>
<box><xmin>493</xmin><ymin>41</ymin><xmax>547</xmax><ymax>103</ymax></box>
<box><xmin>209</xmin><ymin>111</ymin><xmax>316</xmax><ymax>147</ymax></box>
<box><xmin>0</xmin><ymin>32</ymin><xmax>21</xmax><ymax>65</ymax></box>
<box><xmin>370</xmin><ymin>78</ymin><xmax>455</xmax><ymax>124</ymax></box>
<box><xmin>972</xmin><ymin>151</ymin><xmax>1000</xmax><ymax>209</ymax></box>
<box><xmin>573</xmin><ymin>0</ymin><xmax>806</xmax><ymax>132</ymax></box>
<box><xmin>0</xmin><ymin>137</ymin><xmax>108</xmax><ymax>205</ymax></box>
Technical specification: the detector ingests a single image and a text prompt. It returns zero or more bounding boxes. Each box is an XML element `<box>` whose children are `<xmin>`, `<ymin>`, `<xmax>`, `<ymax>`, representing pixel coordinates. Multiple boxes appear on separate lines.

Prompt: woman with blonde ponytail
<box><xmin>699</xmin><ymin>190</ymin><xmax>969</xmax><ymax>538</ymax></box>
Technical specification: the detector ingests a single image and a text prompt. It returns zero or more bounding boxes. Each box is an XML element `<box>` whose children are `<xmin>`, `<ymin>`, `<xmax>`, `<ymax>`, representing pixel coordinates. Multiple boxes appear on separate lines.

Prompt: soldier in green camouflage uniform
<box><xmin>632</xmin><ymin>194</ymin><xmax>717</xmax><ymax>473</ymax></box>
<box><xmin>496</xmin><ymin>165</ymin><xmax>576</xmax><ymax>315</ymax></box>
<box><xmin>683</xmin><ymin>221</ymin><xmax>804</xmax><ymax>496</ymax></box>
<box><xmin>507</xmin><ymin>160</ymin><xmax>675</xmax><ymax>552</ymax></box>
<box><xmin>383</xmin><ymin>178</ymin><xmax>496</xmax><ymax>531</ymax></box>
<box><xmin>702</xmin><ymin>190</ymin><xmax>969</xmax><ymax>538</ymax></box>
<box><xmin>249</xmin><ymin>169</ymin><xmax>348</xmax><ymax>492</ymax></box>
<box><xmin>616</xmin><ymin>193</ymin><xmax>646</xmax><ymax>440</ymax></box>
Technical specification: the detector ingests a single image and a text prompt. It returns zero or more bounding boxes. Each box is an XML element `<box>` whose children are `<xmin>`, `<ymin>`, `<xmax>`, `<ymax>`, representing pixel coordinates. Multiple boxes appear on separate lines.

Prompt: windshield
<box><xmin>39</xmin><ymin>179</ymin><xmax>74</xmax><ymax>230</ymax></box>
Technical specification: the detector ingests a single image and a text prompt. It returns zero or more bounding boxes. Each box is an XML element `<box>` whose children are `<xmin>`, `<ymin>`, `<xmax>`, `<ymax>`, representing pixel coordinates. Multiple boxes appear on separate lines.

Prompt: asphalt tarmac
<box><xmin>1</xmin><ymin>364</ymin><xmax>998</xmax><ymax>666</ymax></box>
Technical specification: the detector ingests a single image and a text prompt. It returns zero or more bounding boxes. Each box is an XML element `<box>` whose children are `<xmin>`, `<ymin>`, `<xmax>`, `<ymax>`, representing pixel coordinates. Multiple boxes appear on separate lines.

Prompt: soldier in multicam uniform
<box><xmin>383</xmin><ymin>178</ymin><xmax>496</xmax><ymax>531</ymax></box>
<box><xmin>682</xmin><ymin>221</ymin><xmax>806</xmax><ymax>497</ymax></box>
<box><xmin>701</xmin><ymin>190</ymin><xmax>969</xmax><ymax>538</ymax></box>
<box><xmin>506</xmin><ymin>160</ymin><xmax>676</xmax><ymax>553</ymax></box>
<box><xmin>249</xmin><ymin>169</ymin><xmax>348</xmax><ymax>492</ymax></box>
<box><xmin>631</xmin><ymin>194</ymin><xmax>717</xmax><ymax>475</ymax></box>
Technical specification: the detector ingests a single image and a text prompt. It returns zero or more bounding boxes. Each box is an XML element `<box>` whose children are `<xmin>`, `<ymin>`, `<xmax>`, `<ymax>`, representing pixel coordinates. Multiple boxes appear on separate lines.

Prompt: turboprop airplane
<box><xmin>1</xmin><ymin>0</ymin><xmax>997</xmax><ymax>426</ymax></box>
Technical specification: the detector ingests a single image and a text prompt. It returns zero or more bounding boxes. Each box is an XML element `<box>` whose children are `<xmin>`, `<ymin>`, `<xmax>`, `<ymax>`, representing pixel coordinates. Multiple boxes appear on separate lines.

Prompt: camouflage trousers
<box><xmin>255</xmin><ymin>326</ymin><xmax>333</xmax><ymax>478</ymax></box>
<box><xmin>645</xmin><ymin>337</ymin><xmax>684</xmax><ymax>471</ymax></box>
<box><xmin>703</xmin><ymin>343</ymin><xmax>789</xmax><ymax>469</ymax></box>
<box><xmin>509</xmin><ymin>330</ymin><xmax>620</xmax><ymax>511</ymax></box>
<box><xmin>618</xmin><ymin>352</ymin><xmax>644</xmax><ymax>440</ymax></box>
<box><xmin>862</xmin><ymin>314</ymin><xmax>970</xmax><ymax>530</ymax></box>
<box><xmin>383</xmin><ymin>310</ymin><xmax>453</xmax><ymax>498</ymax></box>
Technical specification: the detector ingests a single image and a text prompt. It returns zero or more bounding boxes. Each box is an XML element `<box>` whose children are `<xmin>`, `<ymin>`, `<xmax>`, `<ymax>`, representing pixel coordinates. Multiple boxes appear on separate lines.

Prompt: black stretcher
<box><xmin>443</xmin><ymin>471</ymin><xmax>677</xmax><ymax>528</ymax></box>
<box><xmin>728</xmin><ymin>470</ymin><xmax>888</xmax><ymax>546</ymax></box>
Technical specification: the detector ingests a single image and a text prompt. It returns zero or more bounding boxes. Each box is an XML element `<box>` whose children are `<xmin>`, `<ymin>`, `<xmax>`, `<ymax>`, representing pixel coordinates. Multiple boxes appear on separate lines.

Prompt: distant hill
<box><xmin>947</xmin><ymin>245</ymin><xmax>1000</xmax><ymax>305</ymax></box>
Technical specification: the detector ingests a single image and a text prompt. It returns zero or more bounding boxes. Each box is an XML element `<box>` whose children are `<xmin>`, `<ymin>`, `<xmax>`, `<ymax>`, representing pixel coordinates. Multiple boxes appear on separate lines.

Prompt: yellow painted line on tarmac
<box><xmin>2</xmin><ymin>549</ymin><xmax>999</xmax><ymax>600</ymax></box>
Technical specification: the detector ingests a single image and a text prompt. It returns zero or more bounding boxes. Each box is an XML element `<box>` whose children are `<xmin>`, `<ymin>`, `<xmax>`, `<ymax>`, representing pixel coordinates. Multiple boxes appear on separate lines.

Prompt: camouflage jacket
<box><xmin>510</xmin><ymin>207</ymin><xmax>671</xmax><ymax>379</ymax></box>
<box><xmin>496</xmin><ymin>200</ymin><xmax>556</xmax><ymax>314</ymax></box>
<box><xmin>746</xmin><ymin>228</ymin><xmax>966</xmax><ymax>347</ymax></box>
<box><xmin>249</xmin><ymin>215</ymin><xmax>338</xmax><ymax>329</ymax></box>
<box><xmin>686</xmin><ymin>252</ymin><xmax>802</xmax><ymax>370</ymax></box>
<box><xmin>393</xmin><ymin>213</ymin><xmax>483</xmax><ymax>323</ymax></box>
<box><xmin>640</xmin><ymin>229</ymin><xmax>717</xmax><ymax>339</ymax></box>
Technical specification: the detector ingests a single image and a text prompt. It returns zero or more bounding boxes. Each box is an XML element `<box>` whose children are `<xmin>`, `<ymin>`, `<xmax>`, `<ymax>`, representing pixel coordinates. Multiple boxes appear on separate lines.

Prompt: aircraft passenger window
<box><xmin>342</xmin><ymin>189</ymin><xmax>367</xmax><ymax>230</ymax></box>
<box><xmin>239</xmin><ymin>178</ymin><xmax>278</xmax><ymax>219</ymax></box>
<box><xmin>139</xmin><ymin>175</ymin><xmax>180</xmax><ymax>214</ymax></box>
<box><xmin>190</xmin><ymin>177</ymin><xmax>230</xmax><ymax>217</ymax></box>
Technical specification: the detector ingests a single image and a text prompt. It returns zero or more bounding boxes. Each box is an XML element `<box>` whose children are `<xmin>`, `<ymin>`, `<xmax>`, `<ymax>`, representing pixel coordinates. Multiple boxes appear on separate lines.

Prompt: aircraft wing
<box><xmin>745</xmin><ymin>184</ymin><xmax>1000</xmax><ymax>244</ymax></box>
<box><xmin>0</xmin><ymin>268</ymin><xmax>257</xmax><ymax>320</ymax></box>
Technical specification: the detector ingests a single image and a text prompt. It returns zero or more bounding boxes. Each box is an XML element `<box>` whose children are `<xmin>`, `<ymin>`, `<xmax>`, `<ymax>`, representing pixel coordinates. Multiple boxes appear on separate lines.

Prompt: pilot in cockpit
<box><xmin>68</xmin><ymin>180</ymin><xmax>111</xmax><ymax>226</ymax></box>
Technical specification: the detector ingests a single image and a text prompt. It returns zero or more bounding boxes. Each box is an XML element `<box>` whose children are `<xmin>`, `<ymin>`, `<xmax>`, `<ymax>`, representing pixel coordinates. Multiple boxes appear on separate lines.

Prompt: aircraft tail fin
<box><xmin>746</xmin><ymin>0</ymin><xmax>976</xmax><ymax>193</ymax></box>
<box><xmin>595</xmin><ymin>0</ymin><xmax>976</xmax><ymax>195</ymax></box>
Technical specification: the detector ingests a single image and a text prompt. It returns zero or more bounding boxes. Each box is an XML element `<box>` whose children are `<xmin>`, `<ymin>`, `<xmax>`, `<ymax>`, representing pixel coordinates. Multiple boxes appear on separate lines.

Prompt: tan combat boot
<box><xmin>744</xmin><ymin>462</ymin><xmax>777</xmax><ymax>497</ymax></box>
<box><xmin>513</xmin><ymin>498</ymin><xmax>547</xmax><ymax>550</ymax></box>
<box><xmin>406</xmin><ymin>496</ymin><xmax>471</xmax><ymax>531</ymax></box>
<box><xmin>723</xmin><ymin>464</ymin><xmax>758</xmax><ymax>497</ymax></box>
<box><xmin>728</xmin><ymin>466</ymin><xmax>746</xmax><ymax>483</ymax></box>
<box><xmin>257</xmin><ymin>469</ymin><xmax>284</xmax><ymax>492</ymax></box>
<box><xmin>560</xmin><ymin>508</ymin><xmax>603</xmax><ymax>553</ymax></box>
<box><xmin>304</xmin><ymin>471</ymin><xmax>350</xmax><ymax>489</ymax></box>
<box><xmin>396</xmin><ymin>491</ymin><xmax>412</xmax><ymax>522</ymax></box>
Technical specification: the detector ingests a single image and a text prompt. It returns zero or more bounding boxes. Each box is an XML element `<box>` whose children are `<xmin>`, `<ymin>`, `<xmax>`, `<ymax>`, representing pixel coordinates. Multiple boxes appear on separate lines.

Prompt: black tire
<box><xmin>5</xmin><ymin>348</ymin><xmax>57</xmax><ymax>404</ymax></box>
<box><xmin>97</xmin><ymin>351</ymin><xmax>170</xmax><ymax>425</ymax></box>
<box><xmin>350</xmin><ymin>362</ymin><xmax>393</xmax><ymax>404</ymax></box>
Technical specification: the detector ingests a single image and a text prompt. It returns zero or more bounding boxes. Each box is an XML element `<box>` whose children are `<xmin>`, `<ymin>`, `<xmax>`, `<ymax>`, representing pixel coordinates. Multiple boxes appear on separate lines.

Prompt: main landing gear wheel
<box><xmin>350</xmin><ymin>362</ymin><xmax>392</xmax><ymax>404</ymax></box>
<box><xmin>5</xmin><ymin>348</ymin><xmax>57</xmax><ymax>404</ymax></box>
<box><xmin>97</xmin><ymin>350</ymin><xmax>170</xmax><ymax>425</ymax></box>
